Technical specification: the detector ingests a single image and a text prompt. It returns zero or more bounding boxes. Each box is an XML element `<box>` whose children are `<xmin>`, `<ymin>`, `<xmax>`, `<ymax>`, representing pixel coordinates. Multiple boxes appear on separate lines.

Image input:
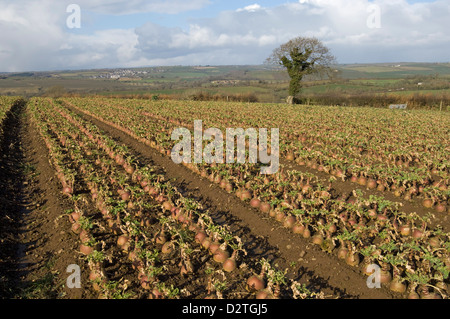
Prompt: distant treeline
<box><xmin>297</xmin><ymin>92</ymin><xmax>450</xmax><ymax>110</ymax></box>
<box><xmin>51</xmin><ymin>89</ymin><xmax>448</xmax><ymax>110</ymax></box>
<box><xmin>105</xmin><ymin>91</ymin><xmax>260</xmax><ymax>103</ymax></box>
<box><xmin>180</xmin><ymin>91</ymin><xmax>259</xmax><ymax>103</ymax></box>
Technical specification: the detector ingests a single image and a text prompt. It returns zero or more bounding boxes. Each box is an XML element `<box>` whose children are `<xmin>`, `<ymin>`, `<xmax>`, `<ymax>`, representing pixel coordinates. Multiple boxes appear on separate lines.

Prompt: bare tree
<box><xmin>266</xmin><ymin>37</ymin><xmax>336</xmax><ymax>104</ymax></box>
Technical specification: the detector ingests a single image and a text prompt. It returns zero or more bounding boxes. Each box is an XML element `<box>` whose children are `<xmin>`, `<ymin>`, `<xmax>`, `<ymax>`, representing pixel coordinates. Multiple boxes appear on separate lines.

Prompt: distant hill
<box><xmin>0</xmin><ymin>63</ymin><xmax>449</xmax><ymax>100</ymax></box>
<box><xmin>337</xmin><ymin>62</ymin><xmax>450</xmax><ymax>79</ymax></box>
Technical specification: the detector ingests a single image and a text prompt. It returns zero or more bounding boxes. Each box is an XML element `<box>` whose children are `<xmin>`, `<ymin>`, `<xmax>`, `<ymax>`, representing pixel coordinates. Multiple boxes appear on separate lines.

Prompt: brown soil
<box><xmin>0</xmin><ymin>100</ymin><xmax>95</xmax><ymax>299</ymax></box>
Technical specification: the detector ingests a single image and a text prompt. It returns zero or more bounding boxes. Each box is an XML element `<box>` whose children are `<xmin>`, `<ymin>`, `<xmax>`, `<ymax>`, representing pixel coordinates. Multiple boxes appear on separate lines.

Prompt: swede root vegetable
<box><xmin>224</xmin><ymin>183</ymin><xmax>233</xmax><ymax>193</ymax></box>
<box><xmin>435</xmin><ymin>202</ymin><xmax>447</xmax><ymax>213</ymax></box>
<box><xmin>275</xmin><ymin>211</ymin><xmax>285</xmax><ymax>223</ymax></box>
<box><xmin>250</xmin><ymin>198</ymin><xmax>261</xmax><ymax>209</ymax></box>
<box><xmin>118</xmin><ymin>189</ymin><xmax>131</xmax><ymax>201</ymax></box>
<box><xmin>428</xmin><ymin>236</ymin><xmax>440</xmax><ymax>248</ymax></box>
<box><xmin>389</xmin><ymin>277</ymin><xmax>407</xmax><ymax>293</ymax></box>
<box><xmin>162</xmin><ymin>201</ymin><xmax>173</xmax><ymax>212</ymax></box>
<box><xmin>156</xmin><ymin>194</ymin><xmax>167</xmax><ymax>203</ymax></box>
<box><xmin>201</xmin><ymin>237</ymin><xmax>211</xmax><ymax>250</ymax></box>
<box><xmin>214</xmin><ymin>174</ymin><xmax>222</xmax><ymax>184</ymax></box>
<box><xmin>117</xmin><ymin>234</ymin><xmax>129</xmax><ymax>246</ymax></box>
<box><xmin>422</xmin><ymin>198</ymin><xmax>433</xmax><ymax>208</ymax></box>
<box><xmin>407</xmin><ymin>284</ymin><xmax>420</xmax><ymax>299</ymax></box>
<box><xmin>240</xmin><ymin>190</ymin><xmax>252</xmax><ymax>201</ymax></box>
<box><xmin>292</xmin><ymin>223</ymin><xmax>305</xmax><ymax>235</ymax></box>
<box><xmin>283</xmin><ymin>215</ymin><xmax>296</xmax><ymax>229</ymax></box>
<box><xmin>213</xmin><ymin>248</ymin><xmax>229</xmax><ymax>264</ymax></box>
<box><xmin>223</xmin><ymin>252</ymin><xmax>237</xmax><ymax>272</ymax></box>
<box><xmin>259</xmin><ymin>202</ymin><xmax>271</xmax><ymax>214</ymax></box>
<box><xmin>209</xmin><ymin>242</ymin><xmax>221</xmax><ymax>255</ymax></box>
<box><xmin>131</xmin><ymin>258</ymin><xmax>143</xmax><ymax>271</ymax></box>
<box><xmin>357</xmin><ymin>176</ymin><xmax>367</xmax><ymax>186</ymax></box>
<box><xmin>147</xmin><ymin>186</ymin><xmax>158</xmax><ymax>197</ymax></box>
<box><xmin>62</xmin><ymin>185</ymin><xmax>73</xmax><ymax>196</ymax></box>
<box><xmin>312</xmin><ymin>234</ymin><xmax>324</xmax><ymax>246</ymax></box>
<box><xmin>188</xmin><ymin>222</ymin><xmax>199</xmax><ymax>233</ymax></box>
<box><xmin>412</xmin><ymin>228</ymin><xmax>424</xmax><ymax>239</ymax></box>
<box><xmin>69</xmin><ymin>210</ymin><xmax>81</xmax><ymax>224</ymax></box>
<box><xmin>345</xmin><ymin>251</ymin><xmax>360</xmax><ymax>267</ymax></box>
<box><xmin>161</xmin><ymin>241</ymin><xmax>175</xmax><ymax>254</ymax></box>
<box><xmin>362</xmin><ymin>260</ymin><xmax>375</xmax><ymax>276</ymax></box>
<box><xmin>149</xmin><ymin>288</ymin><xmax>164</xmax><ymax>299</ymax></box>
<box><xmin>155</xmin><ymin>232</ymin><xmax>167</xmax><ymax>245</ymax></box>
<box><xmin>80</xmin><ymin>243</ymin><xmax>94</xmax><ymax>255</ymax></box>
<box><xmin>247</xmin><ymin>275</ymin><xmax>265</xmax><ymax>291</ymax></box>
<box><xmin>117</xmin><ymin>235</ymin><xmax>130</xmax><ymax>251</ymax></box>
<box><xmin>128</xmin><ymin>250</ymin><xmax>138</xmax><ymax>262</ymax></box>
<box><xmin>124</xmin><ymin>164</ymin><xmax>134</xmax><ymax>175</ymax></box>
<box><xmin>302</xmin><ymin>226</ymin><xmax>311</xmax><ymax>239</ymax></box>
<box><xmin>419</xmin><ymin>285</ymin><xmax>441</xmax><ymax>299</ymax></box>
<box><xmin>337</xmin><ymin>246</ymin><xmax>348</xmax><ymax>260</ymax></box>
<box><xmin>379</xmin><ymin>267</ymin><xmax>392</xmax><ymax>284</ymax></box>
<box><xmin>89</xmin><ymin>269</ymin><xmax>107</xmax><ymax>291</ymax></box>
<box><xmin>399</xmin><ymin>224</ymin><xmax>411</xmax><ymax>236</ymax></box>
<box><xmin>366</xmin><ymin>179</ymin><xmax>377</xmax><ymax>189</ymax></box>
<box><xmin>71</xmin><ymin>222</ymin><xmax>82</xmax><ymax>234</ymax></box>
<box><xmin>195</xmin><ymin>230</ymin><xmax>207</xmax><ymax>244</ymax></box>
<box><xmin>286</xmin><ymin>152</ymin><xmax>294</xmax><ymax>161</ymax></box>
<box><xmin>139</xmin><ymin>273</ymin><xmax>153</xmax><ymax>290</ymax></box>
<box><xmin>79</xmin><ymin>229</ymin><xmax>91</xmax><ymax>243</ymax></box>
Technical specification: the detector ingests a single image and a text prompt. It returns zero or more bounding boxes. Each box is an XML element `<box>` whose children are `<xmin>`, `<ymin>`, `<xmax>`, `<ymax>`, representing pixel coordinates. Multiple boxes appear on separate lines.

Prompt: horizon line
<box><xmin>2</xmin><ymin>61</ymin><xmax>450</xmax><ymax>75</ymax></box>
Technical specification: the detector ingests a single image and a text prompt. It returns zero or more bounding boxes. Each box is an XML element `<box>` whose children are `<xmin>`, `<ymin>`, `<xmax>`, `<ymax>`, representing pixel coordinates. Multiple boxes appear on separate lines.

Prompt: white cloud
<box><xmin>59</xmin><ymin>29</ymin><xmax>140</xmax><ymax>68</ymax></box>
<box><xmin>236</xmin><ymin>4</ymin><xmax>262</xmax><ymax>12</ymax></box>
<box><xmin>76</xmin><ymin>0</ymin><xmax>211</xmax><ymax>15</ymax></box>
<box><xmin>0</xmin><ymin>0</ymin><xmax>449</xmax><ymax>71</ymax></box>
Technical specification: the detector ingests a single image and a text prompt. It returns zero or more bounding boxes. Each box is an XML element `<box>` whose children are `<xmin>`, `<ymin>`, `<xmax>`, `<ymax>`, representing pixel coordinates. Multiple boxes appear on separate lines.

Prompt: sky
<box><xmin>0</xmin><ymin>0</ymin><xmax>448</xmax><ymax>72</ymax></box>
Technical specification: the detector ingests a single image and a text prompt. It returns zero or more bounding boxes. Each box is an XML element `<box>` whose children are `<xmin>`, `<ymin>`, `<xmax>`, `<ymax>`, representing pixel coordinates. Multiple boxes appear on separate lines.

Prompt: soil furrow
<box><xmin>0</xmin><ymin>99</ymin><xmax>29</xmax><ymax>297</ymax></box>
<box><xmin>1</xmin><ymin>100</ymin><xmax>97</xmax><ymax>298</ymax></box>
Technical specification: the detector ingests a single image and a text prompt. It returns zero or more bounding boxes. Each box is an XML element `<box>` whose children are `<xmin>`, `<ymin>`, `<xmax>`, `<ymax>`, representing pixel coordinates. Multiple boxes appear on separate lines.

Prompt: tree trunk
<box><xmin>286</xmin><ymin>96</ymin><xmax>294</xmax><ymax>105</ymax></box>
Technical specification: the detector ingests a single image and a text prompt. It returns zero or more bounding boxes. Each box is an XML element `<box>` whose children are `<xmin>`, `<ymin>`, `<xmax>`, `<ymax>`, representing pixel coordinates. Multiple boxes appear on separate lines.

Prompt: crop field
<box><xmin>0</xmin><ymin>95</ymin><xmax>449</xmax><ymax>301</ymax></box>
